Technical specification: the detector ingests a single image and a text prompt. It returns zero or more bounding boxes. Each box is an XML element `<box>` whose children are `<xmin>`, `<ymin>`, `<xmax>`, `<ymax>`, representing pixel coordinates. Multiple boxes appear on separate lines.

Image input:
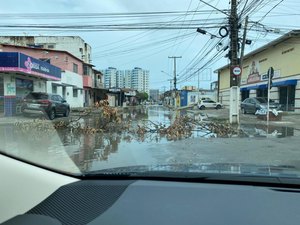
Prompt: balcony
<box><xmin>83</xmin><ymin>75</ymin><xmax>93</xmax><ymax>88</ymax></box>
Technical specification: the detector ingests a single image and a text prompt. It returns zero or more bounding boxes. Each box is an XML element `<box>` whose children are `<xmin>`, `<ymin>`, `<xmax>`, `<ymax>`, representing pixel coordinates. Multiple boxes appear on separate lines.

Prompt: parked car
<box><xmin>21</xmin><ymin>92</ymin><xmax>70</xmax><ymax>120</ymax></box>
<box><xmin>198</xmin><ymin>98</ymin><xmax>222</xmax><ymax>110</ymax></box>
<box><xmin>241</xmin><ymin>97</ymin><xmax>281</xmax><ymax>114</ymax></box>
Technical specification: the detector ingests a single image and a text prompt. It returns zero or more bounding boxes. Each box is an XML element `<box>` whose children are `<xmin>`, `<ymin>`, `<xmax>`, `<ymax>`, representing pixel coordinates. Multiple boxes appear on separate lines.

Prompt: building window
<box><xmin>47</xmin><ymin>44</ymin><xmax>55</xmax><ymax>49</ymax></box>
<box><xmin>83</xmin><ymin>65</ymin><xmax>90</xmax><ymax>75</ymax></box>
<box><xmin>73</xmin><ymin>63</ymin><xmax>78</xmax><ymax>73</ymax></box>
<box><xmin>52</xmin><ymin>85</ymin><xmax>57</xmax><ymax>94</ymax></box>
<box><xmin>73</xmin><ymin>89</ymin><xmax>78</xmax><ymax>97</ymax></box>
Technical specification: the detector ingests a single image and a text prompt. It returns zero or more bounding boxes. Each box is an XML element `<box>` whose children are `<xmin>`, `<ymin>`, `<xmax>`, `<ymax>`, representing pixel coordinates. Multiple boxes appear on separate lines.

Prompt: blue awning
<box><xmin>240</xmin><ymin>79</ymin><xmax>298</xmax><ymax>91</ymax></box>
<box><xmin>272</xmin><ymin>79</ymin><xmax>298</xmax><ymax>87</ymax></box>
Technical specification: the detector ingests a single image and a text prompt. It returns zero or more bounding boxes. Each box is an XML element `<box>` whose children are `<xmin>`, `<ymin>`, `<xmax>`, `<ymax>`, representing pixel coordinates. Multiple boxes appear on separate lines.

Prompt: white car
<box><xmin>198</xmin><ymin>99</ymin><xmax>222</xmax><ymax>110</ymax></box>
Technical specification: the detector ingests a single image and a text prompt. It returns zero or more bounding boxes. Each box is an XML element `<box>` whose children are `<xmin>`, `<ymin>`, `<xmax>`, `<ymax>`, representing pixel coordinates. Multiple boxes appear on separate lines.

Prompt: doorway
<box><xmin>256</xmin><ymin>88</ymin><xmax>268</xmax><ymax>98</ymax></box>
<box><xmin>279</xmin><ymin>85</ymin><xmax>295</xmax><ymax>111</ymax></box>
<box><xmin>241</xmin><ymin>90</ymin><xmax>249</xmax><ymax>101</ymax></box>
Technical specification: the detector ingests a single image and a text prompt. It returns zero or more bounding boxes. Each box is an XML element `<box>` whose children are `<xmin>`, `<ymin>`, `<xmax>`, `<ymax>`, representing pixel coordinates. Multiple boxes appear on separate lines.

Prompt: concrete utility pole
<box><xmin>168</xmin><ymin>56</ymin><xmax>182</xmax><ymax>90</ymax></box>
<box><xmin>229</xmin><ymin>0</ymin><xmax>239</xmax><ymax>87</ymax></box>
<box><xmin>229</xmin><ymin>0</ymin><xmax>240</xmax><ymax>124</ymax></box>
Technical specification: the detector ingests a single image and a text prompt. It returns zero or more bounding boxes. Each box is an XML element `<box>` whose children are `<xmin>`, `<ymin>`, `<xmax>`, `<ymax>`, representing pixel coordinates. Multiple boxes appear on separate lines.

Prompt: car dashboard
<box><xmin>3</xmin><ymin>178</ymin><xmax>300</xmax><ymax>225</ymax></box>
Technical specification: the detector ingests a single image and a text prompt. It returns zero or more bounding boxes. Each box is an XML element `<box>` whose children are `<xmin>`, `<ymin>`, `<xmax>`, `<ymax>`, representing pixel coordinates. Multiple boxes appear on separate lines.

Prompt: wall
<box><xmin>34</xmin><ymin>36</ymin><xmax>92</xmax><ymax>63</ymax></box>
<box><xmin>33</xmin><ymin>80</ymin><xmax>46</xmax><ymax>92</ymax></box>
<box><xmin>48</xmin><ymin>71</ymin><xmax>84</xmax><ymax>108</ymax></box>
<box><xmin>219</xmin><ymin>37</ymin><xmax>300</xmax><ymax>90</ymax></box>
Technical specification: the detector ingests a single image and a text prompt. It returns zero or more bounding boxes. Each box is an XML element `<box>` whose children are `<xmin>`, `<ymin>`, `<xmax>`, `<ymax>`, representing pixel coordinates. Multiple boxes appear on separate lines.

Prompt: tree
<box><xmin>136</xmin><ymin>92</ymin><xmax>149</xmax><ymax>103</ymax></box>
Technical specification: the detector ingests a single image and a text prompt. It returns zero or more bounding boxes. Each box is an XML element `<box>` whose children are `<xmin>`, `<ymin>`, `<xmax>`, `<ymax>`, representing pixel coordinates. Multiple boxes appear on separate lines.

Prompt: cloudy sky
<box><xmin>0</xmin><ymin>0</ymin><xmax>299</xmax><ymax>91</ymax></box>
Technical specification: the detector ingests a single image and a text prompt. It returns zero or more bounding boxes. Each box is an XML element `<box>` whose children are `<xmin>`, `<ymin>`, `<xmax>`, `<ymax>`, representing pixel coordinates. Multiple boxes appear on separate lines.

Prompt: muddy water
<box><xmin>0</xmin><ymin>105</ymin><xmax>298</xmax><ymax>173</ymax></box>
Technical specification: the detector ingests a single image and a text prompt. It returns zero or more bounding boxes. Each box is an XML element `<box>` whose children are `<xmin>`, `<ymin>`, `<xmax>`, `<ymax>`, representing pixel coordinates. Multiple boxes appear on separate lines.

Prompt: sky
<box><xmin>0</xmin><ymin>0</ymin><xmax>299</xmax><ymax>92</ymax></box>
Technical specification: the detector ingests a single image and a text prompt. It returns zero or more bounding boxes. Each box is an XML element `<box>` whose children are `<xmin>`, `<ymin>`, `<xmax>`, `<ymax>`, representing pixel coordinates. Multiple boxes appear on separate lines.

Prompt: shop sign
<box><xmin>0</xmin><ymin>52</ymin><xmax>61</xmax><ymax>80</ymax></box>
<box><xmin>125</xmin><ymin>91</ymin><xmax>136</xmax><ymax>96</ymax></box>
<box><xmin>20</xmin><ymin>53</ymin><xmax>61</xmax><ymax>79</ymax></box>
<box><xmin>261</xmin><ymin>70</ymin><xmax>281</xmax><ymax>81</ymax></box>
<box><xmin>109</xmin><ymin>88</ymin><xmax>121</xmax><ymax>92</ymax></box>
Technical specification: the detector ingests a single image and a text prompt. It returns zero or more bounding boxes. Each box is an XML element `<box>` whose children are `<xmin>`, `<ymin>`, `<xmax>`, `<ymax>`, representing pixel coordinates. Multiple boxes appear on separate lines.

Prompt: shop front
<box><xmin>240</xmin><ymin>79</ymin><xmax>297</xmax><ymax>111</ymax></box>
<box><xmin>0</xmin><ymin>52</ymin><xmax>61</xmax><ymax>116</ymax></box>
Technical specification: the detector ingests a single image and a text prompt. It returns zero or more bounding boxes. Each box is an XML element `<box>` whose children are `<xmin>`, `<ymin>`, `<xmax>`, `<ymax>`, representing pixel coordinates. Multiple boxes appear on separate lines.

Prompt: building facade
<box><xmin>131</xmin><ymin>67</ymin><xmax>149</xmax><ymax>94</ymax></box>
<box><xmin>102</xmin><ymin>67</ymin><xmax>149</xmax><ymax>93</ymax></box>
<box><xmin>102</xmin><ymin>67</ymin><xmax>117</xmax><ymax>88</ymax></box>
<box><xmin>216</xmin><ymin>30</ymin><xmax>300</xmax><ymax>112</ymax></box>
<box><xmin>0</xmin><ymin>36</ymin><xmax>92</xmax><ymax>64</ymax></box>
<box><xmin>0</xmin><ymin>44</ymin><xmax>86</xmax><ymax>108</ymax></box>
<box><xmin>0</xmin><ymin>52</ymin><xmax>61</xmax><ymax>116</ymax></box>
<box><xmin>149</xmin><ymin>89</ymin><xmax>159</xmax><ymax>102</ymax></box>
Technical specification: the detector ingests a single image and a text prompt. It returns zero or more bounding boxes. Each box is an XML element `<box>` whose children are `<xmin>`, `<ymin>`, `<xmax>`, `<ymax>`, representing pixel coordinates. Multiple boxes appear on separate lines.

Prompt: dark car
<box><xmin>241</xmin><ymin>97</ymin><xmax>281</xmax><ymax>114</ymax></box>
<box><xmin>21</xmin><ymin>92</ymin><xmax>70</xmax><ymax>120</ymax></box>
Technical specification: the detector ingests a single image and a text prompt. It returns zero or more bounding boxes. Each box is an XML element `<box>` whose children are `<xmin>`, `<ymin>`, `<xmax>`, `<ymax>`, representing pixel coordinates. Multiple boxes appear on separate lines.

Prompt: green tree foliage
<box><xmin>136</xmin><ymin>92</ymin><xmax>149</xmax><ymax>102</ymax></box>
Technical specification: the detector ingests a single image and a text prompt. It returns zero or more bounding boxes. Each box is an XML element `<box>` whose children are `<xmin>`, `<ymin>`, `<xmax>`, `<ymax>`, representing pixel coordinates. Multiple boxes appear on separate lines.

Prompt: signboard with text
<box><xmin>0</xmin><ymin>52</ymin><xmax>61</xmax><ymax>80</ymax></box>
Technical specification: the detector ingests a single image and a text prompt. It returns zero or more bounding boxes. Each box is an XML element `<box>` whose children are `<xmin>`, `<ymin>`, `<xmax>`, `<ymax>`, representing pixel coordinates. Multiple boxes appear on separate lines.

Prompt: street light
<box><xmin>161</xmin><ymin>70</ymin><xmax>172</xmax><ymax>77</ymax></box>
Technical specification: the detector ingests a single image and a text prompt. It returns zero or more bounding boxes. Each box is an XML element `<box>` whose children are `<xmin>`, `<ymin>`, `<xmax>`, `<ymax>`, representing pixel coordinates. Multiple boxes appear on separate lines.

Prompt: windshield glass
<box><xmin>0</xmin><ymin>0</ymin><xmax>300</xmax><ymax>180</ymax></box>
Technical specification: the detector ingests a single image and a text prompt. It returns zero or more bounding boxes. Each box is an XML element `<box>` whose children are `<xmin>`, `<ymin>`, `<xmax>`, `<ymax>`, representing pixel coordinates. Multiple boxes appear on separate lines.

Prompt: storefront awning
<box><xmin>272</xmin><ymin>79</ymin><xmax>298</xmax><ymax>87</ymax></box>
<box><xmin>241</xmin><ymin>79</ymin><xmax>298</xmax><ymax>91</ymax></box>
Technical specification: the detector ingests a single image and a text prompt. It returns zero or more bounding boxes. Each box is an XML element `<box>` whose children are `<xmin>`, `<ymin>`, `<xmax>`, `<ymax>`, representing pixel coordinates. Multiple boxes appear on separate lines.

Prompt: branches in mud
<box><xmin>14</xmin><ymin>102</ymin><xmax>238</xmax><ymax>140</ymax></box>
<box><xmin>135</xmin><ymin>115</ymin><xmax>238</xmax><ymax>140</ymax></box>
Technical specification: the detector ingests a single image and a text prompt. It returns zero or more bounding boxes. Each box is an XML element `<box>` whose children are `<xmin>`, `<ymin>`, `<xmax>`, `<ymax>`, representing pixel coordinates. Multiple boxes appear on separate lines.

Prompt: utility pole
<box><xmin>229</xmin><ymin>0</ymin><xmax>240</xmax><ymax>124</ymax></box>
<box><xmin>168</xmin><ymin>56</ymin><xmax>182</xmax><ymax>90</ymax></box>
<box><xmin>229</xmin><ymin>0</ymin><xmax>239</xmax><ymax>87</ymax></box>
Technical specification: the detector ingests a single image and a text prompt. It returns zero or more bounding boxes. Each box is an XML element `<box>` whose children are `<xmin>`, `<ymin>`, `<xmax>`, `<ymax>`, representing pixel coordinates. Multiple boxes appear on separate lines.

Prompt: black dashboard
<box><xmin>3</xmin><ymin>179</ymin><xmax>300</xmax><ymax>225</ymax></box>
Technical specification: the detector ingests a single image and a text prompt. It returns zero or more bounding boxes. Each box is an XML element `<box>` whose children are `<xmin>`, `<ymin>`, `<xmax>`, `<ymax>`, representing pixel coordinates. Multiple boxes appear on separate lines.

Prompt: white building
<box><xmin>0</xmin><ymin>36</ymin><xmax>92</xmax><ymax>64</ymax></box>
<box><xmin>124</xmin><ymin>70</ymin><xmax>132</xmax><ymax>88</ymax></box>
<box><xmin>102</xmin><ymin>67</ymin><xmax>117</xmax><ymax>88</ymax></box>
<box><xmin>116</xmin><ymin>70</ymin><xmax>125</xmax><ymax>88</ymax></box>
<box><xmin>131</xmin><ymin>67</ymin><xmax>149</xmax><ymax>94</ymax></box>
<box><xmin>101</xmin><ymin>67</ymin><xmax>149</xmax><ymax>93</ymax></box>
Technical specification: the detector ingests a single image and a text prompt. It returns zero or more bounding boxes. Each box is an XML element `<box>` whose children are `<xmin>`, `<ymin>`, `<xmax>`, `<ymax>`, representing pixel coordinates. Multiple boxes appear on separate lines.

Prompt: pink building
<box><xmin>0</xmin><ymin>44</ymin><xmax>96</xmax><ymax>107</ymax></box>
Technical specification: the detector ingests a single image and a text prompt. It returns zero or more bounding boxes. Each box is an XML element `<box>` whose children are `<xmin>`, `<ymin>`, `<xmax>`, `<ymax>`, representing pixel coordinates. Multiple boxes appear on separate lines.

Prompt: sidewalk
<box><xmin>186</xmin><ymin>108</ymin><xmax>300</xmax><ymax>129</ymax></box>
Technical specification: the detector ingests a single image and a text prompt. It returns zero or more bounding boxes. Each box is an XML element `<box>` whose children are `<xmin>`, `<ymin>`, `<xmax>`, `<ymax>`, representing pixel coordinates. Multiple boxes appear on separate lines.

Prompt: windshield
<box><xmin>1</xmin><ymin>0</ymin><xmax>300</xmax><ymax>180</ymax></box>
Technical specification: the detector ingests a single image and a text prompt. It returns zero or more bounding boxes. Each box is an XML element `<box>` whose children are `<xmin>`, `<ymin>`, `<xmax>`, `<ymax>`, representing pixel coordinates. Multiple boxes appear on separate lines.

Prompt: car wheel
<box><xmin>48</xmin><ymin>109</ymin><xmax>56</xmax><ymax>120</ymax></box>
<box><xmin>64</xmin><ymin>108</ymin><xmax>70</xmax><ymax>117</ymax></box>
<box><xmin>241</xmin><ymin>108</ymin><xmax>246</xmax><ymax>114</ymax></box>
<box><xmin>216</xmin><ymin>105</ymin><xmax>221</xmax><ymax>110</ymax></box>
<box><xmin>199</xmin><ymin>105</ymin><xmax>205</xmax><ymax>110</ymax></box>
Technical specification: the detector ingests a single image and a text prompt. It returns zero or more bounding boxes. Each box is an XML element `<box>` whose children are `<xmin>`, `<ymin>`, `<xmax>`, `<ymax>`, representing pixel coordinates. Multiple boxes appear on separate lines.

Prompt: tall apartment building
<box><xmin>124</xmin><ymin>70</ymin><xmax>132</xmax><ymax>88</ymax></box>
<box><xmin>0</xmin><ymin>36</ymin><xmax>92</xmax><ymax>63</ymax></box>
<box><xmin>116</xmin><ymin>70</ymin><xmax>125</xmax><ymax>88</ymax></box>
<box><xmin>102</xmin><ymin>67</ymin><xmax>117</xmax><ymax>88</ymax></box>
<box><xmin>102</xmin><ymin>67</ymin><xmax>149</xmax><ymax>93</ymax></box>
<box><xmin>131</xmin><ymin>67</ymin><xmax>149</xmax><ymax>94</ymax></box>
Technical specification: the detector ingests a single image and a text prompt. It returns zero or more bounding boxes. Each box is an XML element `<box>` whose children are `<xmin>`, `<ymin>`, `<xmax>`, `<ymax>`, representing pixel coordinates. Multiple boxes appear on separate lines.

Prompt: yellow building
<box><xmin>216</xmin><ymin>30</ymin><xmax>300</xmax><ymax>112</ymax></box>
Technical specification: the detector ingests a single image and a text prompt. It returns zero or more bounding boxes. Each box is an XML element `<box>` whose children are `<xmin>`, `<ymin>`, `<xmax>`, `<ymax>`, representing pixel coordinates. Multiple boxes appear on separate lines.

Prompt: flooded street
<box><xmin>1</xmin><ymin>105</ymin><xmax>300</xmax><ymax>173</ymax></box>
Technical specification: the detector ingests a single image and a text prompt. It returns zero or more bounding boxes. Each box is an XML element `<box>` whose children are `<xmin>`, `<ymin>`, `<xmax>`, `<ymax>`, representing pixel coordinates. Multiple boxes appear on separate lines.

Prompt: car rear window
<box><xmin>256</xmin><ymin>98</ymin><xmax>268</xmax><ymax>103</ymax></box>
<box><xmin>25</xmin><ymin>93</ymin><xmax>48</xmax><ymax>100</ymax></box>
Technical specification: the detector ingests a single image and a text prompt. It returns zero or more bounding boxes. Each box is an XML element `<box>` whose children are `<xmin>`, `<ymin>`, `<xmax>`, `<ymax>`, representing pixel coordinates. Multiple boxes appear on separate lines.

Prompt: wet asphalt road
<box><xmin>1</xmin><ymin>105</ymin><xmax>300</xmax><ymax>173</ymax></box>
